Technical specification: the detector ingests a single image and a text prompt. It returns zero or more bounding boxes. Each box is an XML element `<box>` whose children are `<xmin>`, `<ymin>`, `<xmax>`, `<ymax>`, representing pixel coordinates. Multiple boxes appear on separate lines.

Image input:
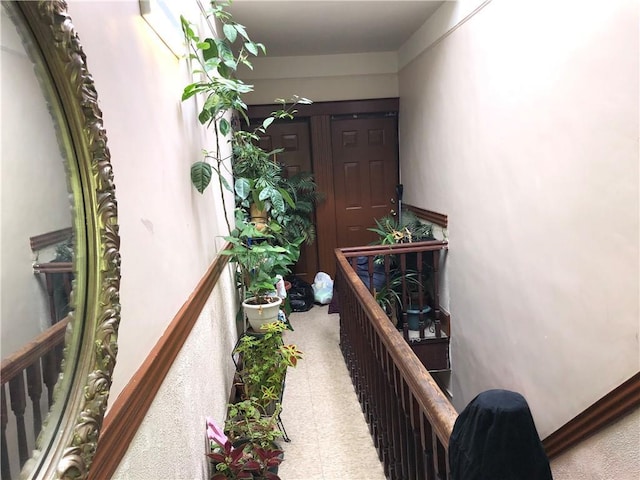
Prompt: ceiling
<box><xmin>225</xmin><ymin>1</ymin><xmax>445</xmax><ymax>57</ymax></box>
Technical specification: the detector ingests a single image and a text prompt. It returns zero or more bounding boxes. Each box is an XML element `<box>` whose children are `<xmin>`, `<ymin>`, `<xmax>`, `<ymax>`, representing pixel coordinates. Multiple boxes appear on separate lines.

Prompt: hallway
<box><xmin>278</xmin><ymin>305</ymin><xmax>386</xmax><ymax>479</ymax></box>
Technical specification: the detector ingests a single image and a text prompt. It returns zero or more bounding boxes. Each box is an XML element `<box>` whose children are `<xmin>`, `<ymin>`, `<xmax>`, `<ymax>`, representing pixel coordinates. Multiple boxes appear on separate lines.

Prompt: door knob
<box><xmin>390</xmin><ymin>209</ymin><xmax>396</xmax><ymax>216</ymax></box>
<box><xmin>390</xmin><ymin>198</ymin><xmax>396</xmax><ymax>204</ymax></box>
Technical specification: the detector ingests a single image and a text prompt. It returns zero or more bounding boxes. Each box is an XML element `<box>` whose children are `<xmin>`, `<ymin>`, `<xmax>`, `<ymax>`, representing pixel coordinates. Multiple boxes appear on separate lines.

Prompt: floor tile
<box><xmin>277</xmin><ymin>306</ymin><xmax>386</xmax><ymax>480</ymax></box>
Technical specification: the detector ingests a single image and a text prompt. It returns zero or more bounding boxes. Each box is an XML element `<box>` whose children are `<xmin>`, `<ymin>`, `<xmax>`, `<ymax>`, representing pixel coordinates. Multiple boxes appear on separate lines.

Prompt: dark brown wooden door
<box><xmin>331</xmin><ymin>115</ymin><xmax>399</xmax><ymax>248</ymax></box>
<box><xmin>257</xmin><ymin>120</ymin><xmax>318</xmax><ymax>283</ymax></box>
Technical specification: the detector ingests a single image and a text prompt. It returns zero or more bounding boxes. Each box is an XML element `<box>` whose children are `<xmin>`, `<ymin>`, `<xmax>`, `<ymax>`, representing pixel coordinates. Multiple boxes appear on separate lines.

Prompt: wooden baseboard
<box><xmin>543</xmin><ymin>371</ymin><xmax>640</xmax><ymax>459</ymax></box>
<box><xmin>403</xmin><ymin>204</ymin><xmax>448</xmax><ymax>228</ymax></box>
<box><xmin>88</xmin><ymin>250</ymin><xmax>231</xmax><ymax>479</ymax></box>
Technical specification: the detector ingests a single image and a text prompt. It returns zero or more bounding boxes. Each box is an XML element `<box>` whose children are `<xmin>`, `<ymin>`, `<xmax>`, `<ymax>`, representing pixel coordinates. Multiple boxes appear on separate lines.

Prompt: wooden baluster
<box><xmin>367</xmin><ymin>255</ymin><xmax>375</xmax><ymax>295</ymax></box>
<box><xmin>432</xmin><ymin>429</ymin><xmax>448</xmax><ymax>479</ymax></box>
<box><xmin>42</xmin><ymin>350</ymin><xmax>58</xmax><ymax>408</ymax></box>
<box><xmin>26</xmin><ymin>361</ymin><xmax>43</xmax><ymax>436</ymax></box>
<box><xmin>1</xmin><ymin>385</ymin><xmax>11</xmax><ymax>480</ymax></box>
<box><xmin>432</xmin><ymin>250</ymin><xmax>442</xmax><ymax>338</ymax></box>
<box><xmin>410</xmin><ymin>396</ymin><xmax>424</xmax><ymax>480</ymax></box>
<box><xmin>417</xmin><ymin>250</ymin><xmax>426</xmax><ymax>340</ymax></box>
<box><xmin>421</xmin><ymin>411</ymin><xmax>435</xmax><ymax>480</ymax></box>
<box><xmin>44</xmin><ymin>273</ymin><xmax>58</xmax><ymax>327</ymax></box>
<box><xmin>400</xmin><ymin>253</ymin><xmax>408</xmax><ymax>340</ymax></box>
<box><xmin>8</xmin><ymin>375</ymin><xmax>28</xmax><ymax>467</ymax></box>
<box><xmin>384</xmin><ymin>255</ymin><xmax>392</xmax><ymax>319</ymax></box>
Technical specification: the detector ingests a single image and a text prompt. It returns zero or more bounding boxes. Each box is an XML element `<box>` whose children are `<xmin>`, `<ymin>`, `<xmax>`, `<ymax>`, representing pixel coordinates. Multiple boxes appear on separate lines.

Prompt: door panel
<box><xmin>331</xmin><ymin>116</ymin><xmax>399</xmax><ymax>248</ymax></box>
<box><xmin>257</xmin><ymin>120</ymin><xmax>318</xmax><ymax>283</ymax></box>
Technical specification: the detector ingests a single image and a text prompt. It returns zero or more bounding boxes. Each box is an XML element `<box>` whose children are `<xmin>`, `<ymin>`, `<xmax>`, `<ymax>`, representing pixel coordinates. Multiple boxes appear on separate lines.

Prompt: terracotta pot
<box><xmin>250</xmin><ymin>203</ymin><xmax>268</xmax><ymax>231</ymax></box>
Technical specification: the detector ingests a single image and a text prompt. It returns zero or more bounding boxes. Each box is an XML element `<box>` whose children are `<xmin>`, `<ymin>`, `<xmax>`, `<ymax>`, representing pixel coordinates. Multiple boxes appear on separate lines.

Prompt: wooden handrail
<box><xmin>336</xmin><ymin>241</ymin><xmax>456</xmax><ymax>479</ymax></box>
<box><xmin>1</xmin><ymin>317</ymin><xmax>69</xmax><ymax>384</ymax></box>
<box><xmin>32</xmin><ymin>262</ymin><xmax>73</xmax><ymax>274</ymax></box>
<box><xmin>543</xmin><ymin>371</ymin><xmax>640</xmax><ymax>459</ymax></box>
<box><xmin>337</xmin><ymin>250</ymin><xmax>457</xmax><ymax>445</ymax></box>
<box><xmin>340</xmin><ymin>240</ymin><xmax>448</xmax><ymax>257</ymax></box>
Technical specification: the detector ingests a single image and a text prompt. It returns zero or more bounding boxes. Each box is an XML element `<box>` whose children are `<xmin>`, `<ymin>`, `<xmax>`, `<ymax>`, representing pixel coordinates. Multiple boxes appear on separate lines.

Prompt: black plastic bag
<box><xmin>287</xmin><ymin>276</ymin><xmax>314</xmax><ymax>312</ymax></box>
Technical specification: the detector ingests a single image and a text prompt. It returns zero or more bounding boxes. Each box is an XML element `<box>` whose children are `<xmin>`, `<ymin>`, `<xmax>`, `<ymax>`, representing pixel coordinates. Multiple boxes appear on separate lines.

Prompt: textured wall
<box><xmin>111</xmin><ymin>275</ymin><xmax>239</xmax><ymax>479</ymax></box>
<box><xmin>398</xmin><ymin>0</ymin><xmax>639</xmax><ymax>438</ymax></box>
<box><xmin>551</xmin><ymin>408</ymin><xmax>640</xmax><ymax>479</ymax></box>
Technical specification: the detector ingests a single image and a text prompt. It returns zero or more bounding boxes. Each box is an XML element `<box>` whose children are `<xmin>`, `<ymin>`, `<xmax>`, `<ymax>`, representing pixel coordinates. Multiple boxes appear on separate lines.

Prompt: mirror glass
<box><xmin>1</xmin><ymin>3</ymin><xmax>79</xmax><ymax>478</ymax></box>
<box><xmin>1</xmin><ymin>2</ymin><xmax>120</xmax><ymax>479</ymax></box>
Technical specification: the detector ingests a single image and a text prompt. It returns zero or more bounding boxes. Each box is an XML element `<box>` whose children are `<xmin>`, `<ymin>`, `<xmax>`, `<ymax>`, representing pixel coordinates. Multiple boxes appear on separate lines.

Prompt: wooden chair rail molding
<box><xmin>403</xmin><ymin>204</ymin><xmax>448</xmax><ymax>229</ymax></box>
<box><xmin>88</xmin><ymin>249</ymin><xmax>231</xmax><ymax>480</ymax></box>
<box><xmin>29</xmin><ymin>227</ymin><xmax>73</xmax><ymax>251</ymax></box>
<box><xmin>543</xmin><ymin>371</ymin><xmax>640</xmax><ymax>459</ymax></box>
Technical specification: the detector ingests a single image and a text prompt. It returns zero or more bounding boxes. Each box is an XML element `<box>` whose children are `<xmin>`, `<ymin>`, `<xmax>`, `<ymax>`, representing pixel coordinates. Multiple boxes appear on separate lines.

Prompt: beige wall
<box><xmin>240</xmin><ymin>52</ymin><xmax>399</xmax><ymax>104</ymax></box>
<box><xmin>66</xmin><ymin>1</ymin><xmax>239</xmax><ymax>476</ymax></box>
<box><xmin>398</xmin><ymin>0</ymin><xmax>639</xmax><ymax>439</ymax></box>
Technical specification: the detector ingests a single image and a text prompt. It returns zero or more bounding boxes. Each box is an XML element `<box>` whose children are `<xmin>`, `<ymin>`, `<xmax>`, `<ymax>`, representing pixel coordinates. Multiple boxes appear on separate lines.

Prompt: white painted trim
<box><xmin>398</xmin><ymin>0</ymin><xmax>492</xmax><ymax>70</ymax></box>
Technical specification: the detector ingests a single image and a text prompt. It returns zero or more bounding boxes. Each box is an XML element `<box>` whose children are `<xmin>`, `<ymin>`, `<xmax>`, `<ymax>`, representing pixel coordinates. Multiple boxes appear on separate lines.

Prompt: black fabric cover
<box><xmin>449</xmin><ymin>389</ymin><xmax>552</xmax><ymax>480</ymax></box>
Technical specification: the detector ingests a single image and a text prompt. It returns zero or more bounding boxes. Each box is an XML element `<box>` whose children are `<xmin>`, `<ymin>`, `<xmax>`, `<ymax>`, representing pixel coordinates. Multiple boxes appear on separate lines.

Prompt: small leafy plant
<box><xmin>233</xmin><ymin>321</ymin><xmax>302</xmax><ymax>410</ymax></box>
<box><xmin>206</xmin><ymin>415</ymin><xmax>283</xmax><ymax>480</ymax></box>
<box><xmin>221</xmin><ymin>219</ymin><xmax>300</xmax><ymax>303</ymax></box>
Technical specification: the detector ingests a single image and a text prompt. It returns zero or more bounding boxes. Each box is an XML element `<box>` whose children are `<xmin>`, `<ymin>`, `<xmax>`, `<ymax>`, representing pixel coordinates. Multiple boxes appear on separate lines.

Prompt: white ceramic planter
<box><xmin>242</xmin><ymin>296</ymin><xmax>282</xmax><ymax>331</ymax></box>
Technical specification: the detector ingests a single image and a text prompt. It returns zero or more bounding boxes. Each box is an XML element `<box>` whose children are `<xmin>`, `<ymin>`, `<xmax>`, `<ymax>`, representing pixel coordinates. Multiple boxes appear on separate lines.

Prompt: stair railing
<box><xmin>335</xmin><ymin>241</ymin><xmax>457</xmax><ymax>480</ymax></box>
<box><xmin>1</xmin><ymin>316</ymin><xmax>69</xmax><ymax>480</ymax></box>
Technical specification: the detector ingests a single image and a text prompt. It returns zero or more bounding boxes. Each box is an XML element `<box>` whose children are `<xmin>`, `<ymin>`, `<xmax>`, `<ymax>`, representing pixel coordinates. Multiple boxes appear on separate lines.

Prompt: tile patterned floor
<box><xmin>278</xmin><ymin>305</ymin><xmax>387</xmax><ymax>480</ymax></box>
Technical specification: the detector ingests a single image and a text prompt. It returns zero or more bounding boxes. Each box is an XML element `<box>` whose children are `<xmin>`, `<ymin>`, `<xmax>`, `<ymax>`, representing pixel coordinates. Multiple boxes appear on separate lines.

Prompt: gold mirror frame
<box><xmin>8</xmin><ymin>1</ymin><xmax>121</xmax><ymax>478</ymax></box>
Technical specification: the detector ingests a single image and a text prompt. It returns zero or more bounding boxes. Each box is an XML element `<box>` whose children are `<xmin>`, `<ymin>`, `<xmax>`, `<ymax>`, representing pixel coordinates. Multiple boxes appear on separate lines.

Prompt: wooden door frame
<box><xmin>248</xmin><ymin>98</ymin><xmax>400</xmax><ymax>279</ymax></box>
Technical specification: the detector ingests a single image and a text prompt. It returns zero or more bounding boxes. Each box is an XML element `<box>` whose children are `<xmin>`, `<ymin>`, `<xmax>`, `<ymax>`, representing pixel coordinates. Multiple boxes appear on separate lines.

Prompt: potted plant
<box><xmin>369</xmin><ymin>210</ymin><xmax>437</xmax><ymax>330</ymax></box>
<box><xmin>232</xmin><ymin>131</ymin><xmax>295</xmax><ymax>228</ymax></box>
<box><xmin>206</xmin><ymin>414</ymin><xmax>284</xmax><ymax>480</ymax></box>
<box><xmin>225</xmin><ymin>400</ymin><xmax>284</xmax><ymax>449</ymax></box>
<box><xmin>220</xmin><ymin>219</ymin><xmax>297</xmax><ymax>330</ymax></box>
<box><xmin>232</xmin><ymin>321</ymin><xmax>302</xmax><ymax>412</ymax></box>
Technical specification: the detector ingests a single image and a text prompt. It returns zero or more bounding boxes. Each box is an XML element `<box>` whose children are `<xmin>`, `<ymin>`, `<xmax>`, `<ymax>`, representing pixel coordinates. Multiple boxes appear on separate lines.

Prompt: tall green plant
<box><xmin>181</xmin><ymin>1</ymin><xmax>315</xmax><ymax>305</ymax></box>
<box><xmin>181</xmin><ymin>3</ymin><xmax>310</xmax><ymax>225</ymax></box>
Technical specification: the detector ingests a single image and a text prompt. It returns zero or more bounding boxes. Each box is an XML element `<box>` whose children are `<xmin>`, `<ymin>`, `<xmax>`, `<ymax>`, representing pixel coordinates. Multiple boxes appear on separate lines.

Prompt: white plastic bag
<box><xmin>312</xmin><ymin>272</ymin><xmax>334</xmax><ymax>304</ymax></box>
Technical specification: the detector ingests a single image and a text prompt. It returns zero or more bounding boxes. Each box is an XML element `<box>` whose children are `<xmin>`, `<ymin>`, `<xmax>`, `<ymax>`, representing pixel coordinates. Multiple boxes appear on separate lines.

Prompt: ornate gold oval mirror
<box><xmin>0</xmin><ymin>1</ymin><xmax>120</xmax><ymax>478</ymax></box>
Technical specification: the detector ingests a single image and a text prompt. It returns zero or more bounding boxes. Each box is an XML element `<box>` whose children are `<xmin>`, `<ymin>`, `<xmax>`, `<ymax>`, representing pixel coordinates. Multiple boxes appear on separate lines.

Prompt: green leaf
<box><xmin>219</xmin><ymin>118</ymin><xmax>230</xmax><ymax>136</ymax></box>
<box><xmin>180</xmin><ymin>16</ymin><xmax>196</xmax><ymax>40</ymax></box>
<box><xmin>219</xmin><ymin>173</ymin><xmax>232</xmax><ymax>193</ymax></box>
<box><xmin>181</xmin><ymin>83</ymin><xmax>209</xmax><ymax>101</ymax></box>
<box><xmin>279</xmin><ymin>188</ymin><xmax>296</xmax><ymax>208</ymax></box>
<box><xmin>215</xmin><ymin>39</ymin><xmax>236</xmax><ymax>69</ymax></box>
<box><xmin>198</xmin><ymin>108</ymin><xmax>211</xmax><ymax>125</ymax></box>
<box><xmin>234</xmin><ymin>23</ymin><xmax>249</xmax><ymax>40</ymax></box>
<box><xmin>244</xmin><ymin>41</ymin><xmax>258</xmax><ymax>56</ymax></box>
<box><xmin>234</xmin><ymin>177</ymin><xmax>251</xmax><ymax>200</ymax></box>
<box><xmin>202</xmin><ymin>38</ymin><xmax>218</xmax><ymax>61</ymax></box>
<box><xmin>260</xmin><ymin>187</ymin><xmax>284</xmax><ymax>213</ymax></box>
<box><xmin>191</xmin><ymin>162</ymin><xmax>212</xmax><ymax>193</ymax></box>
<box><xmin>223</xmin><ymin>23</ymin><xmax>237</xmax><ymax>43</ymax></box>
<box><xmin>261</xmin><ymin>117</ymin><xmax>274</xmax><ymax>131</ymax></box>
